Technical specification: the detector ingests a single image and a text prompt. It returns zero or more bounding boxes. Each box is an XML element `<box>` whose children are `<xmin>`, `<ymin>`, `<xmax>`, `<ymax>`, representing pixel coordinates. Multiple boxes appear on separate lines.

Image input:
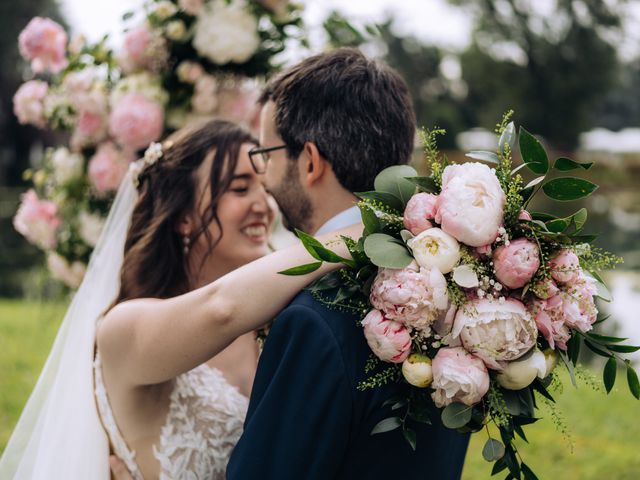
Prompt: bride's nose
<box><xmin>250</xmin><ymin>184</ymin><xmax>271</xmax><ymax>214</ymax></box>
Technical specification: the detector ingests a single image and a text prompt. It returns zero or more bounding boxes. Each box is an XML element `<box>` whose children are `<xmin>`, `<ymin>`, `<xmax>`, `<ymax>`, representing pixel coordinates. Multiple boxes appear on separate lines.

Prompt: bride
<box><xmin>0</xmin><ymin>119</ymin><xmax>357</xmax><ymax>479</ymax></box>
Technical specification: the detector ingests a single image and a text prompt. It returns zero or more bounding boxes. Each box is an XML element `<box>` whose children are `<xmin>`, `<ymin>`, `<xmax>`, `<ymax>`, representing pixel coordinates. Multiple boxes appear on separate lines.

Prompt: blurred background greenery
<box><xmin>1</xmin><ymin>0</ymin><xmax>638</xmax><ymax>476</ymax></box>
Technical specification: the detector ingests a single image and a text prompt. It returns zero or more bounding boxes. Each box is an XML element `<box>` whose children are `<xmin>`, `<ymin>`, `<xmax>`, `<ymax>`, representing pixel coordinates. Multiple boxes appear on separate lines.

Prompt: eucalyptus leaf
<box><xmin>511</xmin><ymin>162</ymin><xmax>529</xmax><ymax>176</ymax></box>
<box><xmin>441</xmin><ymin>402</ymin><xmax>472</xmax><ymax>429</ymax></box>
<box><xmin>499</xmin><ymin>121</ymin><xmax>516</xmax><ymax>154</ymax></box>
<box><xmin>553</xmin><ymin>157</ymin><xmax>593</xmax><ymax>171</ymax></box>
<box><xmin>374</xmin><ymin>165</ymin><xmax>418</xmax><ymax>207</ymax></box>
<box><xmin>627</xmin><ymin>365</ymin><xmax>640</xmax><ymax>400</ymax></box>
<box><xmin>405</xmin><ymin>176</ymin><xmax>439</xmax><ymax>193</ymax></box>
<box><xmin>519</xmin><ymin>127</ymin><xmax>549</xmax><ymax>174</ymax></box>
<box><xmin>531</xmin><ymin>212</ymin><xmax>557</xmax><ymax>222</ymax></box>
<box><xmin>371</xmin><ymin>416</ymin><xmax>402</xmax><ymax>435</ymax></box>
<box><xmin>363</xmin><ymin>233</ymin><xmax>413</xmax><ymax>269</ymax></box>
<box><xmin>466</xmin><ymin>150</ymin><xmax>500</xmax><ymax>164</ymax></box>
<box><xmin>278</xmin><ymin>262</ymin><xmax>323</xmax><ymax>276</ymax></box>
<box><xmin>542</xmin><ymin>177</ymin><xmax>598</xmax><ymax>201</ymax></box>
<box><xmin>604</xmin><ymin>357</ymin><xmax>617</xmax><ymax>393</ymax></box>
<box><xmin>523</xmin><ymin>176</ymin><xmax>545</xmax><ymax>190</ymax></box>
<box><xmin>482</xmin><ymin>438</ymin><xmax>506</xmax><ymax>462</ymax></box>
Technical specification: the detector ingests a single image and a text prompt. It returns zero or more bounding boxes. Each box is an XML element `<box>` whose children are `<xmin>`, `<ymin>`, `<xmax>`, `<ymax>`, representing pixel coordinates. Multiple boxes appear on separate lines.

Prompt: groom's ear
<box><xmin>301</xmin><ymin>141</ymin><xmax>326</xmax><ymax>187</ymax></box>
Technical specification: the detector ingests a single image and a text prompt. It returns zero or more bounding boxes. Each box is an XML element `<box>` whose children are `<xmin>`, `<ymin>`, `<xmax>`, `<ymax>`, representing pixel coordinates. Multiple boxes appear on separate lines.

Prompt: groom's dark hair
<box><xmin>259</xmin><ymin>48</ymin><xmax>416</xmax><ymax>192</ymax></box>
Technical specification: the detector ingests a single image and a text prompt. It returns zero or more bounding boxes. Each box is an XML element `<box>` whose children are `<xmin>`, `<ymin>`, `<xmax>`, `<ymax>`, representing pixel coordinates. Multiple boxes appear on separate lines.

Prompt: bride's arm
<box><xmin>97</xmin><ymin>224</ymin><xmax>361</xmax><ymax>386</ymax></box>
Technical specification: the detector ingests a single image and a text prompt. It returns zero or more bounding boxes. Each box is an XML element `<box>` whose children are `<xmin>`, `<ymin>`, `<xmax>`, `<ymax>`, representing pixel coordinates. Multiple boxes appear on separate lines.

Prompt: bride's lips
<box><xmin>240</xmin><ymin>222</ymin><xmax>269</xmax><ymax>243</ymax></box>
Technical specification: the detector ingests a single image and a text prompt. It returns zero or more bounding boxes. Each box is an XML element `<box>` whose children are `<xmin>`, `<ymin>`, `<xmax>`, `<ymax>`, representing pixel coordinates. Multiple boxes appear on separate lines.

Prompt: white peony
<box><xmin>407</xmin><ymin>227</ymin><xmax>461</xmax><ymax>274</ymax></box>
<box><xmin>78</xmin><ymin>210</ymin><xmax>105</xmax><ymax>247</ymax></box>
<box><xmin>452</xmin><ymin>298</ymin><xmax>538</xmax><ymax>369</ymax></box>
<box><xmin>51</xmin><ymin>147</ymin><xmax>83</xmax><ymax>184</ymax></box>
<box><xmin>402</xmin><ymin>353</ymin><xmax>433</xmax><ymax>388</ymax></box>
<box><xmin>435</xmin><ymin>162</ymin><xmax>505</xmax><ymax>247</ymax></box>
<box><xmin>193</xmin><ymin>0</ymin><xmax>261</xmax><ymax>65</ymax></box>
<box><xmin>496</xmin><ymin>348</ymin><xmax>546</xmax><ymax>390</ymax></box>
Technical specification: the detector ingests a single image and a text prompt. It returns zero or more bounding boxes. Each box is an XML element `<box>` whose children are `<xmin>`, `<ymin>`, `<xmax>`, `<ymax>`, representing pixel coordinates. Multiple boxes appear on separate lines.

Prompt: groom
<box><xmin>226</xmin><ymin>48</ymin><xmax>470</xmax><ymax>479</ymax></box>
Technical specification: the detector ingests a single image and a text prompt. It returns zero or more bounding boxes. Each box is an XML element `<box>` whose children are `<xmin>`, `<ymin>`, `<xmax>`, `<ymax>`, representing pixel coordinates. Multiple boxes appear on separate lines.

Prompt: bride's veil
<box><xmin>0</xmin><ymin>169</ymin><xmax>138</xmax><ymax>479</ymax></box>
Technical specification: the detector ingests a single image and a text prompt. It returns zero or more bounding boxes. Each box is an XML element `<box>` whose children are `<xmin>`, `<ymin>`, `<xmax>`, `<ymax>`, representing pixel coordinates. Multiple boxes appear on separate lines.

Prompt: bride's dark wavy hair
<box><xmin>114</xmin><ymin>119</ymin><xmax>257</xmax><ymax>303</ymax></box>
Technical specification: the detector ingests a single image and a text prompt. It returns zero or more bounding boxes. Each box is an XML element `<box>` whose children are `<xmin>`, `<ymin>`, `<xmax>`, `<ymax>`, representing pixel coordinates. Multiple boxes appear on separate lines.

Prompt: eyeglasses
<box><xmin>248</xmin><ymin>144</ymin><xmax>287</xmax><ymax>174</ymax></box>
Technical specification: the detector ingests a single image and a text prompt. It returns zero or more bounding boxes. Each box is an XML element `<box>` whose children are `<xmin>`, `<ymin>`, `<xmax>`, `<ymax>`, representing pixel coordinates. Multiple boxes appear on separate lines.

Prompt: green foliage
<box><xmin>418</xmin><ymin>127</ymin><xmax>447</xmax><ymax>189</ymax></box>
<box><xmin>373</xmin><ymin>165</ymin><xmax>418</xmax><ymax>208</ymax></box>
<box><xmin>357</xmin><ymin>366</ymin><xmax>399</xmax><ymax>391</ymax></box>
<box><xmin>363</xmin><ymin>233</ymin><xmax>413</xmax><ymax>269</ymax></box>
<box><xmin>441</xmin><ymin>402</ymin><xmax>473</xmax><ymax>429</ymax></box>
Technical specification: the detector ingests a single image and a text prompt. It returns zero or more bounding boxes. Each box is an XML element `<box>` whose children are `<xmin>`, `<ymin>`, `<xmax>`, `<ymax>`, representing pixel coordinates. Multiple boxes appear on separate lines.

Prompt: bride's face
<box><xmin>188</xmin><ymin>143</ymin><xmax>274</xmax><ymax>284</ymax></box>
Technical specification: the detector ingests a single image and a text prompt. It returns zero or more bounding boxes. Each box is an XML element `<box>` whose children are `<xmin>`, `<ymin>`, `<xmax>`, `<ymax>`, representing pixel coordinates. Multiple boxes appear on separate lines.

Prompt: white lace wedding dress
<box><xmin>94</xmin><ymin>353</ymin><xmax>248</xmax><ymax>479</ymax></box>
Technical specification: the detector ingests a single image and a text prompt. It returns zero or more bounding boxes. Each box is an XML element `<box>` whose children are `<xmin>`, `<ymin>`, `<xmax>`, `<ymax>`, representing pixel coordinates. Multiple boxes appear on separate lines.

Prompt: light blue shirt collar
<box><xmin>315</xmin><ymin>206</ymin><xmax>361</xmax><ymax>235</ymax></box>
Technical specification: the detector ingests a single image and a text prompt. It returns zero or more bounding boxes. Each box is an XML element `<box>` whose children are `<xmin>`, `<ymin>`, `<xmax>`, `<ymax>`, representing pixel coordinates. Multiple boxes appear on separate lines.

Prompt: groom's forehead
<box><xmin>259</xmin><ymin>101</ymin><xmax>279</xmax><ymax>141</ymax></box>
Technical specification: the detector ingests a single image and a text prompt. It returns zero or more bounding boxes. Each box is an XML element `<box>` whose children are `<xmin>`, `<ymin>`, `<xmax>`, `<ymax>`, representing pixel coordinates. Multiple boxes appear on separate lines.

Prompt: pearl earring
<box><xmin>182</xmin><ymin>235</ymin><xmax>190</xmax><ymax>255</ymax></box>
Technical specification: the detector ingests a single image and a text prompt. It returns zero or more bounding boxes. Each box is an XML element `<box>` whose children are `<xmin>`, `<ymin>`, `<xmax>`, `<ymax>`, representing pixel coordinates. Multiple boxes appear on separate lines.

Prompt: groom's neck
<box><xmin>307</xmin><ymin>187</ymin><xmax>358</xmax><ymax>235</ymax></box>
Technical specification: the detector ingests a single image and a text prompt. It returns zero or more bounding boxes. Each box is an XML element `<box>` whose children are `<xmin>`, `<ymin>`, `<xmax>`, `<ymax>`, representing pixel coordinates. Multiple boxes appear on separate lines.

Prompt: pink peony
<box><xmin>532</xmin><ymin>297</ymin><xmax>571</xmax><ymax>350</ymax></box>
<box><xmin>119</xmin><ymin>24</ymin><xmax>167</xmax><ymax>73</ymax></box>
<box><xmin>109</xmin><ymin>94</ymin><xmax>164</xmax><ymax>150</ymax></box>
<box><xmin>178</xmin><ymin>0</ymin><xmax>205</xmax><ymax>15</ymax></box>
<box><xmin>452</xmin><ymin>298</ymin><xmax>537</xmax><ymax>369</ymax></box>
<box><xmin>370</xmin><ymin>262</ymin><xmax>449</xmax><ymax>332</ymax></box>
<box><xmin>13</xmin><ymin>80</ymin><xmax>49</xmax><ymax>128</ymax></box>
<box><xmin>13</xmin><ymin>189</ymin><xmax>60</xmax><ymax>249</ymax></box>
<box><xmin>435</xmin><ymin>162</ymin><xmax>505</xmax><ymax>247</ymax></box>
<box><xmin>532</xmin><ymin>277</ymin><xmax>559</xmax><ymax>300</ymax></box>
<box><xmin>71</xmin><ymin>110</ymin><xmax>108</xmax><ymax>149</ymax></box>
<box><xmin>361</xmin><ymin>310</ymin><xmax>412</xmax><ymax>363</ymax></box>
<box><xmin>475</xmin><ymin>244</ymin><xmax>492</xmax><ymax>256</ymax></box>
<box><xmin>561</xmin><ymin>276</ymin><xmax>598</xmax><ymax>333</ymax></box>
<box><xmin>549</xmin><ymin>250</ymin><xmax>581</xmax><ymax>284</ymax></box>
<box><xmin>518</xmin><ymin>209</ymin><xmax>533</xmax><ymax>221</ymax></box>
<box><xmin>47</xmin><ymin>252</ymin><xmax>86</xmax><ymax>289</ymax></box>
<box><xmin>18</xmin><ymin>17</ymin><xmax>68</xmax><ymax>74</ymax></box>
<box><xmin>217</xmin><ymin>83</ymin><xmax>261</xmax><ymax>130</ymax></box>
<box><xmin>431</xmin><ymin>347</ymin><xmax>490</xmax><ymax>408</ymax></box>
<box><xmin>88</xmin><ymin>142</ymin><xmax>133</xmax><ymax>194</ymax></box>
<box><xmin>403</xmin><ymin>193</ymin><xmax>438</xmax><ymax>235</ymax></box>
<box><xmin>493</xmin><ymin>238</ymin><xmax>540</xmax><ymax>289</ymax></box>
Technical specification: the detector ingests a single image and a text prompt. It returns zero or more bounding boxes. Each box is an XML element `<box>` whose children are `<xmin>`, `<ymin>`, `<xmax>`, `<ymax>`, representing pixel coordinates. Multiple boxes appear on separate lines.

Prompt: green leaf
<box><xmin>519</xmin><ymin>127</ymin><xmax>549</xmax><ymax>175</ymax></box>
<box><xmin>532</xmin><ymin>379</ymin><xmax>555</xmax><ymax>402</ymax></box>
<box><xmin>391</xmin><ymin>400</ymin><xmax>407</xmax><ymax>411</ymax></box>
<box><xmin>522</xmin><ymin>463</ymin><xmax>540</xmax><ymax>480</ymax></box>
<box><xmin>278</xmin><ymin>262</ymin><xmax>323</xmax><ymax>275</ymax></box>
<box><xmin>441</xmin><ymin>402</ymin><xmax>473</xmax><ymax>429</ymax></box>
<box><xmin>523</xmin><ymin>176</ymin><xmax>545</xmax><ymax>190</ymax></box>
<box><xmin>371</xmin><ymin>416</ymin><xmax>402</xmax><ymax>435</ymax></box>
<box><xmin>483</xmin><ymin>438</ymin><xmax>506</xmax><ymax>462</ymax></box>
<box><xmin>294</xmin><ymin>229</ymin><xmax>352</xmax><ymax>266</ymax></box>
<box><xmin>531</xmin><ymin>212</ymin><xmax>557</xmax><ymax>222</ymax></box>
<box><xmin>363</xmin><ymin>233</ymin><xmax>413</xmax><ymax>269</ymax></box>
<box><xmin>359</xmin><ymin>204</ymin><xmax>381</xmax><ymax>235</ymax></box>
<box><xmin>604</xmin><ymin>357</ymin><xmax>617</xmax><ymax>393</ymax></box>
<box><xmin>567</xmin><ymin>334</ymin><xmax>582</xmax><ymax>365</ymax></box>
<box><xmin>553</xmin><ymin>157</ymin><xmax>593</xmax><ymax>171</ymax></box>
<box><xmin>627</xmin><ymin>365</ymin><xmax>640</xmax><ymax>400</ymax></box>
<box><xmin>405</xmin><ymin>176</ymin><xmax>439</xmax><ymax>193</ymax></box>
<box><xmin>514</xmin><ymin>424</ymin><xmax>528</xmax><ymax>443</ymax></box>
<box><xmin>491</xmin><ymin>458</ymin><xmax>508</xmax><ymax>475</ymax></box>
<box><xmin>499</xmin><ymin>121</ymin><xmax>516</xmax><ymax>154</ymax></box>
<box><xmin>374</xmin><ymin>165</ymin><xmax>418</xmax><ymax>207</ymax></box>
<box><xmin>587</xmin><ymin>333</ymin><xmax>628</xmax><ymax>343</ymax></box>
<box><xmin>466</xmin><ymin>150</ymin><xmax>500</xmax><ymax>164</ymax></box>
<box><xmin>594</xmin><ymin>280</ymin><xmax>613</xmax><ymax>302</ymax></box>
<box><xmin>356</xmin><ymin>191</ymin><xmax>403</xmax><ymax>212</ymax></box>
<box><xmin>558</xmin><ymin>351</ymin><xmax>577</xmax><ymax>387</ymax></box>
<box><xmin>584</xmin><ymin>339</ymin><xmax>613</xmax><ymax>358</ymax></box>
<box><xmin>606</xmin><ymin>344</ymin><xmax>640</xmax><ymax>353</ymax></box>
<box><xmin>403</xmin><ymin>428</ymin><xmax>417</xmax><ymax>451</ymax></box>
<box><xmin>542</xmin><ymin>177</ymin><xmax>598</xmax><ymax>201</ymax></box>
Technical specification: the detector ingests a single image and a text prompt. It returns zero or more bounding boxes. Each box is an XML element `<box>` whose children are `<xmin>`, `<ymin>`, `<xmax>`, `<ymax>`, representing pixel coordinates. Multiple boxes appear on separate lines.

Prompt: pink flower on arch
<box><xmin>13</xmin><ymin>189</ymin><xmax>60</xmax><ymax>249</ymax></box>
<box><xmin>18</xmin><ymin>17</ymin><xmax>68</xmax><ymax>74</ymax></box>
<box><xmin>109</xmin><ymin>94</ymin><xmax>164</xmax><ymax>151</ymax></box>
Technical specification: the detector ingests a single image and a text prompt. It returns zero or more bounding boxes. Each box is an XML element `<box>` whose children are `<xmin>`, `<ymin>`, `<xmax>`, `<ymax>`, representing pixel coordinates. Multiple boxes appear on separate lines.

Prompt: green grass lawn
<box><xmin>1</xmin><ymin>298</ymin><xmax>639</xmax><ymax>478</ymax></box>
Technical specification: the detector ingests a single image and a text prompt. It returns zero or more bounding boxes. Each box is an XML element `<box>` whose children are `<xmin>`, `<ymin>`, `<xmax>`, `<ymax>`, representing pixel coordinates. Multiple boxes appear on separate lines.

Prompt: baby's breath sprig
<box><xmin>540</xmin><ymin>396</ymin><xmax>574</xmax><ymax>451</ymax></box>
<box><xmin>579</xmin><ymin>246</ymin><xmax>624</xmax><ymax>272</ymax></box>
<box><xmin>364</xmin><ymin>354</ymin><xmax>380</xmax><ymax>374</ymax></box>
<box><xmin>486</xmin><ymin>383</ymin><xmax>510</xmax><ymax>428</ymax></box>
<box><xmin>447</xmin><ymin>281</ymin><xmax>467</xmax><ymax>308</ymax></box>
<box><xmin>357</xmin><ymin>366</ymin><xmax>400</xmax><ymax>391</ymax></box>
<box><xmin>419</xmin><ymin>127</ymin><xmax>447</xmax><ymax>189</ymax></box>
<box><xmin>575</xmin><ymin>364</ymin><xmax>604</xmax><ymax>393</ymax></box>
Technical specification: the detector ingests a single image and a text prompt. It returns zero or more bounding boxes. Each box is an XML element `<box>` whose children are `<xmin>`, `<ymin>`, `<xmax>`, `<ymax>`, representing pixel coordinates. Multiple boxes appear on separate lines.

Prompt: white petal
<box><xmin>453</xmin><ymin>265</ymin><xmax>479</xmax><ymax>288</ymax></box>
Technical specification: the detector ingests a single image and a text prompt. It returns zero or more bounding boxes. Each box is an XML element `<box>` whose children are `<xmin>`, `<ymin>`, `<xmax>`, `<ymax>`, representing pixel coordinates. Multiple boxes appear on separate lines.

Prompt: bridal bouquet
<box><xmin>283</xmin><ymin>112</ymin><xmax>639</xmax><ymax>478</ymax></box>
<box><xmin>12</xmin><ymin>0</ymin><xmax>304</xmax><ymax>287</ymax></box>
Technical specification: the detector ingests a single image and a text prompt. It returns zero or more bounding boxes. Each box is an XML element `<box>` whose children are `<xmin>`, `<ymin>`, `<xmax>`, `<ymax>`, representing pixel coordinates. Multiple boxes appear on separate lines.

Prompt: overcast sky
<box><xmin>59</xmin><ymin>0</ymin><xmax>640</xmax><ymax>60</ymax></box>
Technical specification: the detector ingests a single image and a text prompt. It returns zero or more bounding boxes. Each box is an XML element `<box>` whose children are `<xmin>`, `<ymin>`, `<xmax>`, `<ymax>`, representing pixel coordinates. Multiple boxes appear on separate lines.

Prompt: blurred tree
<box><xmin>0</xmin><ymin>0</ymin><xmax>66</xmax><ymax>296</ymax></box>
<box><xmin>593</xmin><ymin>60</ymin><xmax>640</xmax><ymax>130</ymax></box>
<box><xmin>449</xmin><ymin>0</ymin><xmax>624</xmax><ymax>148</ymax></box>
<box><xmin>377</xmin><ymin>19</ymin><xmax>468</xmax><ymax>148</ymax></box>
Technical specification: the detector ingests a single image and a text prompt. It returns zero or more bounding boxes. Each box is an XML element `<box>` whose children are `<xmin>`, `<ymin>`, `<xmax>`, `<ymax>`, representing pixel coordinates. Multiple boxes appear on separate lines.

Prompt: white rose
<box><xmin>155</xmin><ymin>0</ymin><xmax>178</xmax><ymax>19</ymax></box>
<box><xmin>166</xmin><ymin>20</ymin><xmax>187</xmax><ymax>41</ymax></box>
<box><xmin>193</xmin><ymin>0</ymin><xmax>261</xmax><ymax>65</ymax></box>
<box><xmin>402</xmin><ymin>353</ymin><xmax>433</xmax><ymax>388</ymax></box>
<box><xmin>435</xmin><ymin>162</ymin><xmax>505</xmax><ymax>247</ymax></box>
<box><xmin>496</xmin><ymin>348</ymin><xmax>546</xmax><ymax>390</ymax></box>
<box><xmin>452</xmin><ymin>298</ymin><xmax>538</xmax><ymax>369</ymax></box>
<box><xmin>51</xmin><ymin>147</ymin><xmax>83</xmax><ymax>184</ymax></box>
<box><xmin>78</xmin><ymin>210</ymin><xmax>105</xmax><ymax>247</ymax></box>
<box><xmin>407</xmin><ymin>227</ymin><xmax>461</xmax><ymax>274</ymax></box>
<box><xmin>47</xmin><ymin>252</ymin><xmax>86</xmax><ymax>289</ymax></box>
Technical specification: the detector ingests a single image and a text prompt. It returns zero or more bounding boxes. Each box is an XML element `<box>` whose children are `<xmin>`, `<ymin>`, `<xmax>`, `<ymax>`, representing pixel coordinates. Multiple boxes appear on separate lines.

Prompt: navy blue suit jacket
<box><xmin>227</xmin><ymin>292</ymin><xmax>469</xmax><ymax>479</ymax></box>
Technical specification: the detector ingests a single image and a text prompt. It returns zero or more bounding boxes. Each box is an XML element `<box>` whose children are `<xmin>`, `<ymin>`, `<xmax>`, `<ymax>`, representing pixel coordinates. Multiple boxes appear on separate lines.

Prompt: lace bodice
<box><xmin>94</xmin><ymin>354</ymin><xmax>248</xmax><ymax>479</ymax></box>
